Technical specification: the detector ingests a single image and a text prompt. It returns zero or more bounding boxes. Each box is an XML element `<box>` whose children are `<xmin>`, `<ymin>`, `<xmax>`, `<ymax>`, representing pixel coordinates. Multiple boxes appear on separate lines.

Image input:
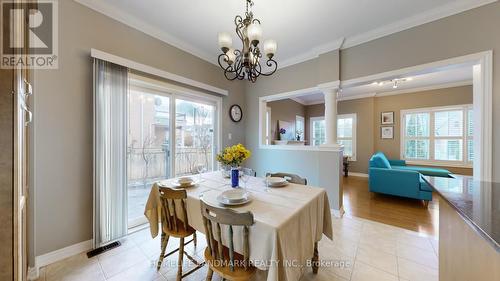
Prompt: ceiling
<box><xmin>291</xmin><ymin>64</ymin><xmax>473</xmax><ymax>104</ymax></box>
<box><xmin>76</xmin><ymin>0</ymin><xmax>495</xmax><ymax>67</ymax></box>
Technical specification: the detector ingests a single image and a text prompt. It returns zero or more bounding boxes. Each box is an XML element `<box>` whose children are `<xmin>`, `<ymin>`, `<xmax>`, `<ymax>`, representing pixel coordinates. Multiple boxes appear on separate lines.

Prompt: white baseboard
<box><xmin>34</xmin><ymin>239</ymin><xmax>93</xmax><ymax>273</ymax></box>
<box><xmin>27</xmin><ymin>266</ymin><xmax>39</xmax><ymax>281</ymax></box>
<box><xmin>331</xmin><ymin>207</ymin><xmax>345</xmax><ymax>218</ymax></box>
<box><xmin>347</xmin><ymin>172</ymin><xmax>368</xmax><ymax>178</ymax></box>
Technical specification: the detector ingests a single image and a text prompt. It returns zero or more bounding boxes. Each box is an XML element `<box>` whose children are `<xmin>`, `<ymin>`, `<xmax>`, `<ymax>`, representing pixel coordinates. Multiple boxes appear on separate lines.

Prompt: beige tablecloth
<box><xmin>145</xmin><ymin>172</ymin><xmax>333</xmax><ymax>281</ymax></box>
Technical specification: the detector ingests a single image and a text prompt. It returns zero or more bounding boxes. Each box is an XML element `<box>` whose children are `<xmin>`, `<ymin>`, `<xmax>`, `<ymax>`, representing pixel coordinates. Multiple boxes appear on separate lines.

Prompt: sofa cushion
<box><xmin>392</xmin><ymin>165</ymin><xmax>450</xmax><ymax>177</ymax></box>
<box><xmin>419</xmin><ymin>176</ymin><xmax>433</xmax><ymax>192</ymax></box>
<box><xmin>370</xmin><ymin>152</ymin><xmax>392</xmax><ymax>169</ymax></box>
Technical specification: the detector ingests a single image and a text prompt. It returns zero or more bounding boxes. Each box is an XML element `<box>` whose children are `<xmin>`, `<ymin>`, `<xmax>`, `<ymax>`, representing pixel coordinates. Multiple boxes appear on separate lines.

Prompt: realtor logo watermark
<box><xmin>1</xmin><ymin>0</ymin><xmax>58</xmax><ymax>69</ymax></box>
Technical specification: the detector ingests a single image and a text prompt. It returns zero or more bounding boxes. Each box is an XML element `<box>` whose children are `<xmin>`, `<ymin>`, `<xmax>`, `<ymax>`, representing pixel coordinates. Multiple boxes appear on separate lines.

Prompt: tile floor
<box><xmin>34</xmin><ymin>215</ymin><xmax>438</xmax><ymax>281</ymax></box>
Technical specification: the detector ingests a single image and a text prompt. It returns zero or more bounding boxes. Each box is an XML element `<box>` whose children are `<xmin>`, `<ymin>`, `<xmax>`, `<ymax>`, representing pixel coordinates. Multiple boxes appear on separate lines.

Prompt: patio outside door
<box><xmin>127</xmin><ymin>79</ymin><xmax>219</xmax><ymax>228</ymax></box>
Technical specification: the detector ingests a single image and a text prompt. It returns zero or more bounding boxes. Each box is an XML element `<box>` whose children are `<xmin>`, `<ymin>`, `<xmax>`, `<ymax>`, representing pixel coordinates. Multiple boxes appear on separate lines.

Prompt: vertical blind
<box><xmin>93</xmin><ymin>58</ymin><xmax>128</xmax><ymax>247</ymax></box>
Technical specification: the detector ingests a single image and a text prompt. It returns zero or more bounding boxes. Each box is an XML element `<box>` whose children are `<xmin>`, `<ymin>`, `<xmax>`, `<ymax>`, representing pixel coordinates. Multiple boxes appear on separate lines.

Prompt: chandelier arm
<box><xmin>218</xmin><ymin>53</ymin><xmax>231</xmax><ymax>69</ymax></box>
<box><xmin>223</xmin><ymin>65</ymin><xmax>241</xmax><ymax>81</ymax></box>
<box><xmin>234</xmin><ymin>16</ymin><xmax>245</xmax><ymax>41</ymax></box>
<box><xmin>258</xmin><ymin>59</ymin><xmax>278</xmax><ymax>76</ymax></box>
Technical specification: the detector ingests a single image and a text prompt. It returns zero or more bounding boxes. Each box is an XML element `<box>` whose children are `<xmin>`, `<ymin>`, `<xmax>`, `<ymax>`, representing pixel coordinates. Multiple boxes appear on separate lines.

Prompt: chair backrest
<box><xmin>158</xmin><ymin>186</ymin><xmax>189</xmax><ymax>233</ymax></box>
<box><xmin>200</xmin><ymin>201</ymin><xmax>254</xmax><ymax>271</ymax></box>
<box><xmin>266</xmin><ymin>172</ymin><xmax>308</xmax><ymax>185</ymax></box>
<box><xmin>241</xmin><ymin>167</ymin><xmax>256</xmax><ymax>177</ymax></box>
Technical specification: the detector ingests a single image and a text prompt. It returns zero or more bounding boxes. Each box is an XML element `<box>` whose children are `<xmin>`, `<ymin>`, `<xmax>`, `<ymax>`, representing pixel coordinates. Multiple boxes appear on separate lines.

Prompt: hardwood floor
<box><xmin>342</xmin><ymin>176</ymin><xmax>439</xmax><ymax>237</ymax></box>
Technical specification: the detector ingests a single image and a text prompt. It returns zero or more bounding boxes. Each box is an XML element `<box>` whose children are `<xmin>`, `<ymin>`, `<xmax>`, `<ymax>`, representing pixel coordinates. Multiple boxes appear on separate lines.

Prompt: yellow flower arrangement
<box><xmin>216</xmin><ymin>143</ymin><xmax>251</xmax><ymax>167</ymax></box>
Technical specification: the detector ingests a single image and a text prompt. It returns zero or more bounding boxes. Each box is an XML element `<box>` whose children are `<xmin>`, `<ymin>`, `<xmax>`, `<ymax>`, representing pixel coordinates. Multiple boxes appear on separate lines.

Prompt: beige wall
<box><xmin>33</xmin><ymin>0</ymin><xmax>246</xmax><ymax>258</ymax></box>
<box><xmin>267</xmin><ymin>99</ymin><xmax>306</xmax><ymax>141</ymax></box>
<box><xmin>340</xmin><ymin>1</ymin><xmax>500</xmax><ymax>180</ymax></box>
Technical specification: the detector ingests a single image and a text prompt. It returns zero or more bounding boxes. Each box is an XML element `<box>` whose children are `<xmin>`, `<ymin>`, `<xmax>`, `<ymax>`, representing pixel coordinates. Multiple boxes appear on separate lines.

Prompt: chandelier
<box><xmin>217</xmin><ymin>0</ymin><xmax>278</xmax><ymax>83</ymax></box>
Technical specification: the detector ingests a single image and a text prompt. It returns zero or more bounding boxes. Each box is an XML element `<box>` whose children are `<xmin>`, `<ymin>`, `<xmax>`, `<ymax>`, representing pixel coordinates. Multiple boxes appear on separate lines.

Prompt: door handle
<box><xmin>24</xmin><ymin>79</ymin><xmax>33</xmax><ymax>97</ymax></box>
<box><xmin>20</xmin><ymin>101</ymin><xmax>32</xmax><ymax>126</ymax></box>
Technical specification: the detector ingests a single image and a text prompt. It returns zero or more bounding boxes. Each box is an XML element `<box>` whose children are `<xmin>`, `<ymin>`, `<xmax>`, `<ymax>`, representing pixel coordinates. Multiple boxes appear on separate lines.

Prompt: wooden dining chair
<box><xmin>265</xmin><ymin>172</ymin><xmax>308</xmax><ymax>185</ymax></box>
<box><xmin>157</xmin><ymin>186</ymin><xmax>204</xmax><ymax>280</ymax></box>
<box><xmin>241</xmin><ymin>167</ymin><xmax>256</xmax><ymax>177</ymax></box>
<box><xmin>200</xmin><ymin>201</ymin><xmax>256</xmax><ymax>281</ymax></box>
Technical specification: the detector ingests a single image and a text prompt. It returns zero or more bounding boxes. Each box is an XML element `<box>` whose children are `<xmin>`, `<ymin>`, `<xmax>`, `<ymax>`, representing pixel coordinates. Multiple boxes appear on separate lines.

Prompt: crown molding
<box><xmin>279</xmin><ymin>38</ymin><xmax>345</xmax><ymax>69</ymax></box>
<box><xmin>375</xmin><ymin>80</ymin><xmax>472</xmax><ymax>97</ymax></box>
<box><xmin>74</xmin><ymin>0</ymin><xmax>217</xmax><ymax>66</ymax></box>
<box><xmin>342</xmin><ymin>0</ymin><xmax>498</xmax><ymax>49</ymax></box>
<box><xmin>74</xmin><ymin>0</ymin><xmax>497</xmax><ymax>70</ymax></box>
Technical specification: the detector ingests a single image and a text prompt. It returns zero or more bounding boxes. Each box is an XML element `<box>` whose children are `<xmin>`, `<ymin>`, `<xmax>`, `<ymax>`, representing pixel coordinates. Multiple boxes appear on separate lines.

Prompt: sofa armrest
<box><xmin>369</xmin><ymin>167</ymin><xmax>420</xmax><ymax>191</ymax></box>
<box><xmin>388</xmin><ymin>159</ymin><xmax>406</xmax><ymax>166</ymax></box>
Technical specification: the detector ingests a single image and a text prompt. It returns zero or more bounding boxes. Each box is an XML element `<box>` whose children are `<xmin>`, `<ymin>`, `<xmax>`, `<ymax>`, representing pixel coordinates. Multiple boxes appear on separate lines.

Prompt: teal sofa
<box><xmin>368</xmin><ymin>152</ymin><xmax>451</xmax><ymax>203</ymax></box>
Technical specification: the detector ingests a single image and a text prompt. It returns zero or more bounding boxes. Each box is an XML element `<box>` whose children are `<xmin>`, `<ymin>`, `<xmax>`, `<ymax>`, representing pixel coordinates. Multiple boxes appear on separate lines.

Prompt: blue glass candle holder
<box><xmin>231</xmin><ymin>168</ymin><xmax>239</xmax><ymax>188</ymax></box>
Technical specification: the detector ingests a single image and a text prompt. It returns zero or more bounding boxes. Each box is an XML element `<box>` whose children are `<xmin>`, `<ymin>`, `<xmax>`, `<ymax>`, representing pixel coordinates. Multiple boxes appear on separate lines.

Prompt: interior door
<box><xmin>13</xmin><ymin>2</ymin><xmax>32</xmax><ymax>280</ymax></box>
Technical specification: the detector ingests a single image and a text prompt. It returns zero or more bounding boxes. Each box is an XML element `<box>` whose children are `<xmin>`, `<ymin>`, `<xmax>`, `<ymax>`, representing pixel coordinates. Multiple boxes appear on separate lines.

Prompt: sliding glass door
<box><xmin>174</xmin><ymin>99</ymin><xmax>216</xmax><ymax>176</ymax></box>
<box><xmin>127</xmin><ymin>88</ymin><xmax>171</xmax><ymax>227</ymax></box>
<box><xmin>126</xmin><ymin>76</ymin><xmax>220</xmax><ymax>228</ymax></box>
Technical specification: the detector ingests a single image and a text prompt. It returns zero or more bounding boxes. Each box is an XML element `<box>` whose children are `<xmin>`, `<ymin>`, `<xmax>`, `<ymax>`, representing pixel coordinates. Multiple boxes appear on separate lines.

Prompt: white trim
<box><xmin>348</xmin><ymin>172</ymin><xmax>369</xmax><ymax>178</ymax></box>
<box><xmin>342</xmin><ymin>0</ymin><xmax>498</xmax><ymax>49</ymax></box>
<box><xmin>279</xmin><ymin>38</ymin><xmax>345</xmax><ymax>69</ymax></box>
<box><xmin>27</xmin><ymin>267</ymin><xmax>39</xmax><ymax>281</ymax></box>
<box><xmin>331</xmin><ymin>207</ymin><xmax>345</xmax><ymax>218</ymax></box>
<box><xmin>375</xmin><ymin>80</ymin><xmax>473</xmax><ymax>97</ymax></box>
<box><xmin>34</xmin><ymin>239</ymin><xmax>93</xmax><ymax>269</ymax></box>
<box><xmin>338</xmin><ymin>93</ymin><xmax>377</xmax><ymax>101</ymax></box>
<box><xmin>337</xmin><ymin>81</ymin><xmax>472</xmax><ymax>102</ymax></box>
<box><xmin>259</xmin><ymin>144</ymin><xmax>343</xmax><ymax>152</ymax></box>
<box><xmin>75</xmin><ymin>0</ymin><xmax>216</xmax><ymax>65</ymax></box>
<box><xmin>91</xmin><ymin>49</ymin><xmax>228</xmax><ymax>96</ymax></box>
<box><xmin>77</xmin><ymin>0</ymin><xmax>496</xmax><ymax>70</ymax></box>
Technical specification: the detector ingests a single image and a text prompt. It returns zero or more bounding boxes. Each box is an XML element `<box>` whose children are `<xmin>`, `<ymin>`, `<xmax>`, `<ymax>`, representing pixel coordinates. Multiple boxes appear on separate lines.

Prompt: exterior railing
<box><xmin>127</xmin><ymin>146</ymin><xmax>213</xmax><ymax>186</ymax></box>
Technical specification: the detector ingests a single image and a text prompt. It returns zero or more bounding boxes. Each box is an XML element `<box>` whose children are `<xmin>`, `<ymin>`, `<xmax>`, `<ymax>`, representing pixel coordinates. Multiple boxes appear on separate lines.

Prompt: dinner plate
<box><xmin>217</xmin><ymin>190</ymin><xmax>251</xmax><ymax>206</ymax></box>
<box><xmin>265</xmin><ymin>177</ymin><xmax>289</xmax><ymax>187</ymax></box>
<box><xmin>221</xmin><ymin>189</ymin><xmax>249</xmax><ymax>202</ymax></box>
<box><xmin>159</xmin><ymin>178</ymin><xmax>200</xmax><ymax>188</ymax></box>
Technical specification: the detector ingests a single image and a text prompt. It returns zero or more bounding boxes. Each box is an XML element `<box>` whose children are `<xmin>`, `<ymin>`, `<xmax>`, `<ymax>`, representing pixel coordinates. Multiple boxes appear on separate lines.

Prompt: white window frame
<box><xmin>295</xmin><ymin>115</ymin><xmax>305</xmax><ymax>141</ymax></box>
<box><xmin>309</xmin><ymin>114</ymin><xmax>357</xmax><ymax>160</ymax></box>
<box><xmin>265</xmin><ymin>107</ymin><xmax>272</xmax><ymax>145</ymax></box>
<box><xmin>337</xmin><ymin>113</ymin><xmax>357</xmax><ymax>161</ymax></box>
<box><xmin>309</xmin><ymin>117</ymin><xmax>325</xmax><ymax>146</ymax></box>
<box><xmin>400</xmin><ymin>104</ymin><xmax>472</xmax><ymax>168</ymax></box>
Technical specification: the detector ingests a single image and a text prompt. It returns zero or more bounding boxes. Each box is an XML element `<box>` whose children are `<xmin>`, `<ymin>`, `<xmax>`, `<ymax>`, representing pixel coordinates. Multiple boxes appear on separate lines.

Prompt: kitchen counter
<box><xmin>424</xmin><ymin>175</ymin><xmax>499</xmax><ymax>251</ymax></box>
<box><xmin>423</xmin><ymin>175</ymin><xmax>500</xmax><ymax>281</ymax></box>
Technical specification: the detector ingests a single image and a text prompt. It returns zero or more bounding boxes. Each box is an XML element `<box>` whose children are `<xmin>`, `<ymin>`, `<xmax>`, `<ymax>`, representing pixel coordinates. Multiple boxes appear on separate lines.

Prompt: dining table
<box><xmin>145</xmin><ymin>171</ymin><xmax>333</xmax><ymax>281</ymax></box>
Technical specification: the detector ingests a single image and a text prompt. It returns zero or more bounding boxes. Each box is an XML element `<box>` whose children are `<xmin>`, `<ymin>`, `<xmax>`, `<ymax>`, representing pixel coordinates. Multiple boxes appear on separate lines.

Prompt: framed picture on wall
<box><xmin>381</xmin><ymin>126</ymin><xmax>394</xmax><ymax>139</ymax></box>
<box><xmin>381</xmin><ymin>111</ymin><xmax>394</xmax><ymax>125</ymax></box>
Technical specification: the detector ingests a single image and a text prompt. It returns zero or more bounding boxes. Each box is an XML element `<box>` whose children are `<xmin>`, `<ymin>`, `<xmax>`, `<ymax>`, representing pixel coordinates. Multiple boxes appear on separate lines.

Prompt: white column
<box><xmin>322</xmin><ymin>88</ymin><xmax>340</xmax><ymax>147</ymax></box>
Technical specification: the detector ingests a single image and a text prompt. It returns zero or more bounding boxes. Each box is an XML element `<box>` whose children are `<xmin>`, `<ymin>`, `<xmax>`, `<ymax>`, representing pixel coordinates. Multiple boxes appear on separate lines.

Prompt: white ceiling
<box><xmin>76</xmin><ymin>0</ymin><xmax>495</xmax><ymax>67</ymax></box>
<box><xmin>291</xmin><ymin>64</ymin><xmax>473</xmax><ymax>104</ymax></box>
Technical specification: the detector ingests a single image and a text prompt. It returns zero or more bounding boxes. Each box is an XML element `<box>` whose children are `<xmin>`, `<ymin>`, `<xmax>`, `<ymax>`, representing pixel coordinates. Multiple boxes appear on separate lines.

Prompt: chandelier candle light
<box><xmin>217</xmin><ymin>0</ymin><xmax>278</xmax><ymax>82</ymax></box>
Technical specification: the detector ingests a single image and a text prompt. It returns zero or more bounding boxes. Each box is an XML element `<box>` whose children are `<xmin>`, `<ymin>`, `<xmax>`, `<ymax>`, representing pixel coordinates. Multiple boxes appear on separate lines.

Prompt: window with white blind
<box><xmin>401</xmin><ymin>105</ymin><xmax>473</xmax><ymax>167</ymax></box>
<box><xmin>309</xmin><ymin>114</ymin><xmax>357</xmax><ymax>160</ymax></box>
<box><xmin>337</xmin><ymin>114</ymin><xmax>357</xmax><ymax>160</ymax></box>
